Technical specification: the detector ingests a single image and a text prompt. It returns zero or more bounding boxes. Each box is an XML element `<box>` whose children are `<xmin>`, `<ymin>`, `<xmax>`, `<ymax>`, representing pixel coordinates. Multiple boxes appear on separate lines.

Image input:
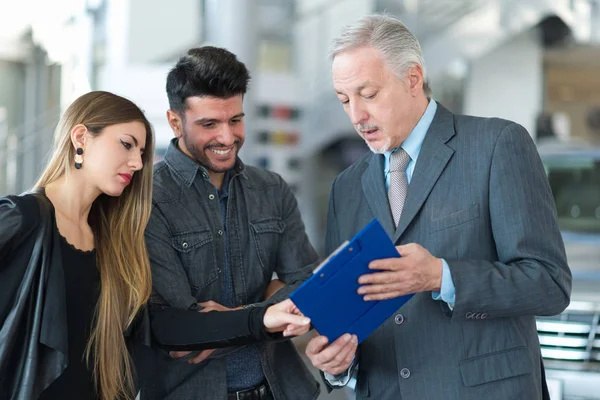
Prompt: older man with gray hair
<box><xmin>305</xmin><ymin>13</ymin><xmax>570</xmax><ymax>400</ymax></box>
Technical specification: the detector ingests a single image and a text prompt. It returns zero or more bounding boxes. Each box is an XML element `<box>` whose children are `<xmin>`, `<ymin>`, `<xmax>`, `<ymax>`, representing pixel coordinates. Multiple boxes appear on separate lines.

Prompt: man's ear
<box><xmin>70</xmin><ymin>124</ymin><xmax>88</xmax><ymax>151</ymax></box>
<box><xmin>407</xmin><ymin>64</ymin><xmax>424</xmax><ymax>96</ymax></box>
<box><xmin>167</xmin><ymin>110</ymin><xmax>183</xmax><ymax>138</ymax></box>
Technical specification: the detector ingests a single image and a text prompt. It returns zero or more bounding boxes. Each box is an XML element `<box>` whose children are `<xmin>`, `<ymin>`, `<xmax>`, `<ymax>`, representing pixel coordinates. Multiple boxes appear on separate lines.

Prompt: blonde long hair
<box><xmin>35</xmin><ymin>91</ymin><xmax>154</xmax><ymax>399</ymax></box>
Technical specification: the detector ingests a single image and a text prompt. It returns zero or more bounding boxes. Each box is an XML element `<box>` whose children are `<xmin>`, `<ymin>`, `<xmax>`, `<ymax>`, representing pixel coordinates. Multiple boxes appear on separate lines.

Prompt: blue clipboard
<box><xmin>290</xmin><ymin>219</ymin><xmax>414</xmax><ymax>344</ymax></box>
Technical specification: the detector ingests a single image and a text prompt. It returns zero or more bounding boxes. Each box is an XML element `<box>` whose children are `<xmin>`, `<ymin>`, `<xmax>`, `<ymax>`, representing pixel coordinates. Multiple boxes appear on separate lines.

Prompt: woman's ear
<box><xmin>70</xmin><ymin>124</ymin><xmax>88</xmax><ymax>151</ymax></box>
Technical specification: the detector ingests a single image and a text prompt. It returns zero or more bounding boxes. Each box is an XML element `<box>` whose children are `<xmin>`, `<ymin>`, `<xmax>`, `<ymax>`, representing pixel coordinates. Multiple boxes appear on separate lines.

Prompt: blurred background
<box><xmin>1</xmin><ymin>1</ymin><xmax>600</xmax><ymax>399</ymax></box>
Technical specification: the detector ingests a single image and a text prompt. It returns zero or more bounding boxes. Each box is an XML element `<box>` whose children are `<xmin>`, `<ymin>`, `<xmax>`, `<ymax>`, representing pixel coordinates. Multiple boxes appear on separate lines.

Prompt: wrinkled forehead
<box><xmin>332</xmin><ymin>49</ymin><xmax>389</xmax><ymax>93</ymax></box>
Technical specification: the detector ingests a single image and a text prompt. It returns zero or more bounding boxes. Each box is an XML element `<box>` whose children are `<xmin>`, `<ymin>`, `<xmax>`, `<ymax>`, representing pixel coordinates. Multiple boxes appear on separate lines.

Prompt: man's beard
<box><xmin>365</xmin><ymin>135</ymin><xmax>392</xmax><ymax>154</ymax></box>
<box><xmin>181</xmin><ymin>128</ymin><xmax>242</xmax><ymax>173</ymax></box>
<box><xmin>357</xmin><ymin>124</ymin><xmax>391</xmax><ymax>154</ymax></box>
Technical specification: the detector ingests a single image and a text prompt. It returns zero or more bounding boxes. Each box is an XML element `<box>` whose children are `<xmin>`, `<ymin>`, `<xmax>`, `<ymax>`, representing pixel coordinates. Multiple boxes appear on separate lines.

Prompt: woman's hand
<box><xmin>263</xmin><ymin>299</ymin><xmax>311</xmax><ymax>337</ymax></box>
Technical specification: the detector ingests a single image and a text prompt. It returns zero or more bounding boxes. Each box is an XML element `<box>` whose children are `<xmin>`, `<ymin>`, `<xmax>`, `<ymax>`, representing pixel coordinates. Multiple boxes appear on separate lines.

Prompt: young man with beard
<box><xmin>145</xmin><ymin>47</ymin><xmax>320</xmax><ymax>400</ymax></box>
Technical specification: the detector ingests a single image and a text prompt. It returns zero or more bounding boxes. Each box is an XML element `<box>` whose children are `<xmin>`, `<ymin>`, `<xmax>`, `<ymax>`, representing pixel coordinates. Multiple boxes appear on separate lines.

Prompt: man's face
<box><xmin>332</xmin><ymin>46</ymin><xmax>423</xmax><ymax>153</ymax></box>
<box><xmin>170</xmin><ymin>95</ymin><xmax>245</xmax><ymax>173</ymax></box>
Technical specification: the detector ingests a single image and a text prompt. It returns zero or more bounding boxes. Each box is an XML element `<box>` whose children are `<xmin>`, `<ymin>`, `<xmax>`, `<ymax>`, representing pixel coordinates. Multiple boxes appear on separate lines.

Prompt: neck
<box><xmin>413</xmin><ymin>95</ymin><xmax>430</xmax><ymax>126</ymax></box>
<box><xmin>45</xmin><ymin>173</ymin><xmax>100</xmax><ymax>225</ymax></box>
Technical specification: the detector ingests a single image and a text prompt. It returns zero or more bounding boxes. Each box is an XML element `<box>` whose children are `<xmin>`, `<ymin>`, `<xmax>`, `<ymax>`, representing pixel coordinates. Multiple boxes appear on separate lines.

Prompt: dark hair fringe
<box><xmin>166</xmin><ymin>46</ymin><xmax>251</xmax><ymax>114</ymax></box>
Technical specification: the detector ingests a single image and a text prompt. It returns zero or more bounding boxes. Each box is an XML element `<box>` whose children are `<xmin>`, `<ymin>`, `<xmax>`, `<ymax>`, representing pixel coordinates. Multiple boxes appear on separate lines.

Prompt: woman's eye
<box><xmin>120</xmin><ymin>140</ymin><xmax>132</xmax><ymax>150</ymax></box>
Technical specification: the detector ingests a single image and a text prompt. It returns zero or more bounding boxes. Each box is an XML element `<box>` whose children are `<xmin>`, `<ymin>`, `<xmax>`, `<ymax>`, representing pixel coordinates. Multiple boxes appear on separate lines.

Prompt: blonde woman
<box><xmin>0</xmin><ymin>91</ymin><xmax>309</xmax><ymax>400</ymax></box>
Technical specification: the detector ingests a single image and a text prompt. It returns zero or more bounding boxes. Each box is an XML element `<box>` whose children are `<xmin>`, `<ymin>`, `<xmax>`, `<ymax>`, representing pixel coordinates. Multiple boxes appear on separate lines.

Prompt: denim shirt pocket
<box><xmin>250</xmin><ymin>218</ymin><xmax>285</xmax><ymax>275</ymax></box>
<box><xmin>171</xmin><ymin>229</ymin><xmax>219</xmax><ymax>292</ymax></box>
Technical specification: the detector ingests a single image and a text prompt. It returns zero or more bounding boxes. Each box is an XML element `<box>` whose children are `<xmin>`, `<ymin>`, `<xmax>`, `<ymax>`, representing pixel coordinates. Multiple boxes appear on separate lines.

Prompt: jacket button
<box><xmin>217</xmin><ymin>230</ymin><xmax>224</xmax><ymax>236</ymax></box>
<box><xmin>202</xmin><ymin>172</ymin><xmax>208</xmax><ymax>178</ymax></box>
<box><xmin>394</xmin><ymin>314</ymin><xmax>404</xmax><ymax>325</ymax></box>
<box><xmin>208</xmin><ymin>194</ymin><xmax>215</xmax><ymax>200</ymax></box>
<box><xmin>400</xmin><ymin>368</ymin><xmax>410</xmax><ymax>379</ymax></box>
<box><xmin>182</xmin><ymin>242</ymin><xmax>189</xmax><ymax>249</ymax></box>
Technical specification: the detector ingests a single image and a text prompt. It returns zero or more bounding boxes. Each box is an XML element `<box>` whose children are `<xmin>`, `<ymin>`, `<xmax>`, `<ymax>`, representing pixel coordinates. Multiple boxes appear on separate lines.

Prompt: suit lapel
<box><xmin>393</xmin><ymin>105</ymin><xmax>456</xmax><ymax>243</ymax></box>
<box><xmin>362</xmin><ymin>154</ymin><xmax>396</xmax><ymax>238</ymax></box>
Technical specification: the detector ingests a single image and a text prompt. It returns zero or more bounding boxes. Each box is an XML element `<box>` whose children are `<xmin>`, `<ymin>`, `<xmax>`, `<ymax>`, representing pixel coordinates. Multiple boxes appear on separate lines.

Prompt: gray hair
<box><xmin>330</xmin><ymin>14</ymin><xmax>431</xmax><ymax>97</ymax></box>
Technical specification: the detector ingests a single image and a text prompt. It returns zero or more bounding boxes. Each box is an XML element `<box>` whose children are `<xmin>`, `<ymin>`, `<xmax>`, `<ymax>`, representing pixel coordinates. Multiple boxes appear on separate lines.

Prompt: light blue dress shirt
<box><xmin>325</xmin><ymin>100</ymin><xmax>455</xmax><ymax>389</ymax></box>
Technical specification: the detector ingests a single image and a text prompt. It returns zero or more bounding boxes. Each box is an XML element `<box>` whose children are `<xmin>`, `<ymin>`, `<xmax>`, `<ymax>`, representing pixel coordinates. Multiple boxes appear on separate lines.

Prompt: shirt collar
<box><xmin>384</xmin><ymin>99</ymin><xmax>438</xmax><ymax>165</ymax></box>
<box><xmin>163</xmin><ymin>138</ymin><xmax>245</xmax><ymax>187</ymax></box>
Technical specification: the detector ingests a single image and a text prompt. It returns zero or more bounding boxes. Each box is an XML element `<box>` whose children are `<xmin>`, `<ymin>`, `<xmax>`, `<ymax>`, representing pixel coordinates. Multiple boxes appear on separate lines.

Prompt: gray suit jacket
<box><xmin>325</xmin><ymin>104</ymin><xmax>571</xmax><ymax>400</ymax></box>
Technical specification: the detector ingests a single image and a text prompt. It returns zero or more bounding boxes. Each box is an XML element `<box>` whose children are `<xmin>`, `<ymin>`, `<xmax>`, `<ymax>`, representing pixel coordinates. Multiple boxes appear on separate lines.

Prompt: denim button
<box><xmin>400</xmin><ymin>368</ymin><xmax>410</xmax><ymax>379</ymax></box>
<box><xmin>182</xmin><ymin>242</ymin><xmax>189</xmax><ymax>249</ymax></box>
<box><xmin>217</xmin><ymin>230</ymin><xmax>223</xmax><ymax>236</ymax></box>
<box><xmin>394</xmin><ymin>314</ymin><xmax>404</xmax><ymax>325</ymax></box>
<box><xmin>208</xmin><ymin>194</ymin><xmax>215</xmax><ymax>200</ymax></box>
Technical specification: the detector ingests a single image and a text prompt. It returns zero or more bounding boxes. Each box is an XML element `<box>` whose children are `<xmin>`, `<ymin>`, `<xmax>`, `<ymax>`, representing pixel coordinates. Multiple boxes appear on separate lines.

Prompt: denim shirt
<box><xmin>217</xmin><ymin>172</ymin><xmax>264</xmax><ymax>391</ymax></box>
<box><xmin>145</xmin><ymin>139</ymin><xmax>321</xmax><ymax>399</ymax></box>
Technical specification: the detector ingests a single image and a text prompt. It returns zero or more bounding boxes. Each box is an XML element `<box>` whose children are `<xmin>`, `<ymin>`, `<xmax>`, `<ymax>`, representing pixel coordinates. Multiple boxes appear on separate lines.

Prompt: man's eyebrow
<box><xmin>193</xmin><ymin>118</ymin><xmax>219</xmax><ymax>125</ymax></box>
<box><xmin>193</xmin><ymin>113</ymin><xmax>245</xmax><ymax>124</ymax></box>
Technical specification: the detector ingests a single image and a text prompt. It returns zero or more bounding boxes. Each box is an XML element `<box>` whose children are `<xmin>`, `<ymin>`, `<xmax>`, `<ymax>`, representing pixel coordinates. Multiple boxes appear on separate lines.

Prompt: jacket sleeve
<box><xmin>145</xmin><ymin>204</ymin><xmax>199</xmax><ymax>310</ymax></box>
<box><xmin>0</xmin><ymin>196</ymin><xmax>26</xmax><ymax>266</ymax></box>
<box><xmin>448</xmin><ymin>122</ymin><xmax>572</xmax><ymax>319</ymax></box>
<box><xmin>252</xmin><ymin>175</ymin><xmax>320</xmax><ymax>307</ymax></box>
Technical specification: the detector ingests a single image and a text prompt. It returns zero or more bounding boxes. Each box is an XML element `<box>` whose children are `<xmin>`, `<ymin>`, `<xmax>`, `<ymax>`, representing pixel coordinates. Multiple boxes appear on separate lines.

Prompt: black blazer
<box><xmin>0</xmin><ymin>192</ymin><xmax>276</xmax><ymax>399</ymax></box>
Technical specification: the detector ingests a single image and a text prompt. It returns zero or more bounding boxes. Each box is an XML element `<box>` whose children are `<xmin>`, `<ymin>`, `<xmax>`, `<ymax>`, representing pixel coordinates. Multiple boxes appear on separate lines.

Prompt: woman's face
<box><xmin>80</xmin><ymin>121</ymin><xmax>147</xmax><ymax>197</ymax></box>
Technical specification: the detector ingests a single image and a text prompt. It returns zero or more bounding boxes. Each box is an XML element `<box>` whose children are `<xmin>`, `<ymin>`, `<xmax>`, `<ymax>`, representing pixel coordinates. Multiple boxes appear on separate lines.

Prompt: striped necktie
<box><xmin>388</xmin><ymin>148</ymin><xmax>411</xmax><ymax>227</ymax></box>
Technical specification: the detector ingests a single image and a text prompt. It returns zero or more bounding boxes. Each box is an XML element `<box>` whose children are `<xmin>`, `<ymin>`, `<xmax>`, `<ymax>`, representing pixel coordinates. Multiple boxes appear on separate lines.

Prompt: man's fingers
<box><xmin>188</xmin><ymin>349</ymin><xmax>215</xmax><ymax>364</ymax></box>
<box><xmin>307</xmin><ymin>334</ymin><xmax>352</xmax><ymax>366</ymax></box>
<box><xmin>358</xmin><ymin>280</ymin><xmax>403</xmax><ymax>293</ymax></box>
<box><xmin>319</xmin><ymin>336</ymin><xmax>357</xmax><ymax>373</ymax></box>
<box><xmin>364</xmin><ymin>291</ymin><xmax>405</xmax><ymax>301</ymax></box>
<box><xmin>305</xmin><ymin>335</ymin><xmax>329</xmax><ymax>355</ymax></box>
<box><xmin>199</xmin><ymin>301</ymin><xmax>220</xmax><ymax>313</ymax></box>
<box><xmin>169</xmin><ymin>350</ymin><xmax>192</xmax><ymax>359</ymax></box>
<box><xmin>264</xmin><ymin>279</ymin><xmax>285</xmax><ymax>300</ymax></box>
<box><xmin>368</xmin><ymin>257</ymin><xmax>403</xmax><ymax>271</ymax></box>
<box><xmin>358</xmin><ymin>270</ymin><xmax>403</xmax><ymax>285</ymax></box>
<box><xmin>284</xmin><ymin>322</ymin><xmax>311</xmax><ymax>337</ymax></box>
<box><xmin>396</xmin><ymin>243</ymin><xmax>418</xmax><ymax>256</ymax></box>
